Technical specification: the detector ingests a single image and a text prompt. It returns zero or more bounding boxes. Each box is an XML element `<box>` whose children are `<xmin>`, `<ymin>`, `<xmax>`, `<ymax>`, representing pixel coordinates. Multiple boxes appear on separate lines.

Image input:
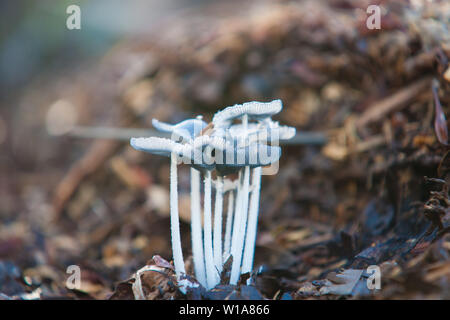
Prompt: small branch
<box><xmin>68</xmin><ymin>126</ymin><xmax>170</xmax><ymax>140</ymax></box>
<box><xmin>52</xmin><ymin>139</ymin><xmax>119</xmax><ymax>220</ymax></box>
<box><xmin>356</xmin><ymin>77</ymin><xmax>432</xmax><ymax>129</ymax></box>
<box><xmin>65</xmin><ymin>126</ymin><xmax>327</xmax><ymax>146</ymax></box>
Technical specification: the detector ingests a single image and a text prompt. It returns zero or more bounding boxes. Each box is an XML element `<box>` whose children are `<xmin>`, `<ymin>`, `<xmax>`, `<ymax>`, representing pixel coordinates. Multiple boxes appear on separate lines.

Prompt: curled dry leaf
<box><xmin>433</xmin><ymin>81</ymin><xmax>448</xmax><ymax>146</ymax></box>
<box><xmin>131</xmin><ymin>264</ymin><xmax>177</xmax><ymax>300</ymax></box>
<box><xmin>319</xmin><ymin>269</ymin><xmax>364</xmax><ymax>296</ymax></box>
<box><xmin>152</xmin><ymin>255</ymin><xmax>174</xmax><ymax>270</ymax></box>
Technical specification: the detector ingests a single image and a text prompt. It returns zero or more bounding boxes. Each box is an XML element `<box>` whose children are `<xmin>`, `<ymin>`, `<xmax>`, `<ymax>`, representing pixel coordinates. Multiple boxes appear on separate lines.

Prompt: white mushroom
<box><xmin>130</xmin><ymin>137</ymin><xmax>187</xmax><ymax>286</ymax></box>
<box><xmin>130</xmin><ymin>99</ymin><xmax>295</xmax><ymax>291</ymax></box>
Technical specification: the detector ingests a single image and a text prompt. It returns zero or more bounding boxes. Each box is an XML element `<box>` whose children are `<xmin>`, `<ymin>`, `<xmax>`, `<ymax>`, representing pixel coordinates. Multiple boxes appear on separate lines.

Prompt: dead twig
<box><xmin>52</xmin><ymin>139</ymin><xmax>121</xmax><ymax>220</ymax></box>
<box><xmin>356</xmin><ymin>77</ymin><xmax>432</xmax><ymax>130</ymax></box>
<box><xmin>66</xmin><ymin>126</ymin><xmax>328</xmax><ymax>146</ymax></box>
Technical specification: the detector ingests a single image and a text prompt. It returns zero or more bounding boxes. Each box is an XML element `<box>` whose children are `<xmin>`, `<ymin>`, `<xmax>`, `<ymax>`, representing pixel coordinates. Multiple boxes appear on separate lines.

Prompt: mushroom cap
<box><xmin>196</xmin><ymin>134</ymin><xmax>281</xmax><ymax>174</ymax></box>
<box><xmin>130</xmin><ymin>135</ymin><xmax>281</xmax><ymax>174</ymax></box>
<box><xmin>152</xmin><ymin>118</ymin><xmax>207</xmax><ymax>142</ymax></box>
<box><xmin>131</xmin><ymin>100</ymin><xmax>293</xmax><ymax>174</ymax></box>
<box><xmin>130</xmin><ymin>136</ymin><xmax>204</xmax><ymax>165</ymax></box>
<box><xmin>212</xmin><ymin>100</ymin><xmax>282</xmax><ymax>128</ymax></box>
<box><xmin>130</xmin><ymin>136</ymin><xmax>179</xmax><ymax>157</ymax></box>
<box><xmin>226</xmin><ymin>122</ymin><xmax>296</xmax><ymax>142</ymax></box>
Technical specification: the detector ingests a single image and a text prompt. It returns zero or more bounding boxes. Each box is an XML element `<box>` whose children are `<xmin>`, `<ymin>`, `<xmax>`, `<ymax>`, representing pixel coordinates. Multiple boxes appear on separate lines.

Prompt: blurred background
<box><xmin>0</xmin><ymin>0</ymin><xmax>449</xmax><ymax>299</ymax></box>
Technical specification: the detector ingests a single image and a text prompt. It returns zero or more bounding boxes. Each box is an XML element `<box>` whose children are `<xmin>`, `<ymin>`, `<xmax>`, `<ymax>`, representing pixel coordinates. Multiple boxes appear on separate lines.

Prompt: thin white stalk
<box><xmin>230</xmin><ymin>114</ymin><xmax>250</xmax><ymax>285</ymax></box>
<box><xmin>230</xmin><ymin>165</ymin><xmax>250</xmax><ymax>285</ymax></box>
<box><xmin>242</xmin><ymin>166</ymin><xmax>262</xmax><ymax>274</ymax></box>
<box><xmin>203</xmin><ymin>170</ymin><xmax>218</xmax><ymax>289</ymax></box>
<box><xmin>169</xmin><ymin>154</ymin><xmax>185</xmax><ymax>278</ymax></box>
<box><xmin>190</xmin><ymin>168</ymin><xmax>206</xmax><ymax>288</ymax></box>
<box><xmin>223</xmin><ymin>190</ymin><xmax>234</xmax><ymax>258</ymax></box>
<box><xmin>213</xmin><ymin>175</ymin><xmax>224</xmax><ymax>274</ymax></box>
<box><xmin>229</xmin><ymin>170</ymin><xmax>243</xmax><ymax>283</ymax></box>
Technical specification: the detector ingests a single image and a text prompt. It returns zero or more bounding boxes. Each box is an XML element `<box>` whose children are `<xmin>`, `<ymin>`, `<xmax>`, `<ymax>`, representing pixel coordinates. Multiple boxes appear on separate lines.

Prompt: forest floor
<box><xmin>0</xmin><ymin>0</ymin><xmax>449</xmax><ymax>300</ymax></box>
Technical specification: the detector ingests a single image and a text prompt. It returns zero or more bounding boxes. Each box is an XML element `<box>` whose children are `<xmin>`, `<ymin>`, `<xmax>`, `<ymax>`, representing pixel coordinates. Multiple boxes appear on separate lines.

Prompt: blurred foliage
<box><xmin>0</xmin><ymin>0</ymin><xmax>116</xmax><ymax>92</ymax></box>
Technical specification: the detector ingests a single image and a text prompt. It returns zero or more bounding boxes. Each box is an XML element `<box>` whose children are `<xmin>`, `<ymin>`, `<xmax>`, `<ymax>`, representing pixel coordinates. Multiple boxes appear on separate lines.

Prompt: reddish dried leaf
<box><xmin>433</xmin><ymin>83</ymin><xmax>448</xmax><ymax>145</ymax></box>
<box><xmin>152</xmin><ymin>255</ymin><xmax>174</xmax><ymax>270</ymax></box>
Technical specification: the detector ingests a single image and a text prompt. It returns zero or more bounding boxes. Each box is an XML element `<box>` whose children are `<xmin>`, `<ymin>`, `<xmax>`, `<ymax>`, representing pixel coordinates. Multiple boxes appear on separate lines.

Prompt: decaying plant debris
<box><xmin>0</xmin><ymin>0</ymin><xmax>449</xmax><ymax>300</ymax></box>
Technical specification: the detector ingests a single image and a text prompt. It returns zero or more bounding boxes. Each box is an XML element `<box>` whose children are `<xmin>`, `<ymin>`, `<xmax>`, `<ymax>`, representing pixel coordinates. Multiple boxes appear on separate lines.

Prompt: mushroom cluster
<box><xmin>130</xmin><ymin>100</ymin><xmax>295</xmax><ymax>291</ymax></box>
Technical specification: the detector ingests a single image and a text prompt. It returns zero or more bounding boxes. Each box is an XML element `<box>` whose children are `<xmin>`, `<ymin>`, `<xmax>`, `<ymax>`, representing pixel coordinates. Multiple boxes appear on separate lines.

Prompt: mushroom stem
<box><xmin>229</xmin><ymin>165</ymin><xmax>250</xmax><ymax>285</ymax></box>
<box><xmin>229</xmin><ymin>171</ymin><xmax>243</xmax><ymax>280</ymax></box>
<box><xmin>169</xmin><ymin>154</ymin><xmax>185</xmax><ymax>279</ymax></box>
<box><xmin>229</xmin><ymin>114</ymin><xmax>251</xmax><ymax>285</ymax></box>
<box><xmin>242</xmin><ymin>166</ymin><xmax>262</xmax><ymax>274</ymax></box>
<box><xmin>203</xmin><ymin>170</ymin><xmax>218</xmax><ymax>289</ymax></box>
<box><xmin>213</xmin><ymin>175</ymin><xmax>224</xmax><ymax>274</ymax></box>
<box><xmin>190</xmin><ymin>168</ymin><xmax>206</xmax><ymax>287</ymax></box>
<box><xmin>223</xmin><ymin>190</ymin><xmax>234</xmax><ymax>258</ymax></box>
